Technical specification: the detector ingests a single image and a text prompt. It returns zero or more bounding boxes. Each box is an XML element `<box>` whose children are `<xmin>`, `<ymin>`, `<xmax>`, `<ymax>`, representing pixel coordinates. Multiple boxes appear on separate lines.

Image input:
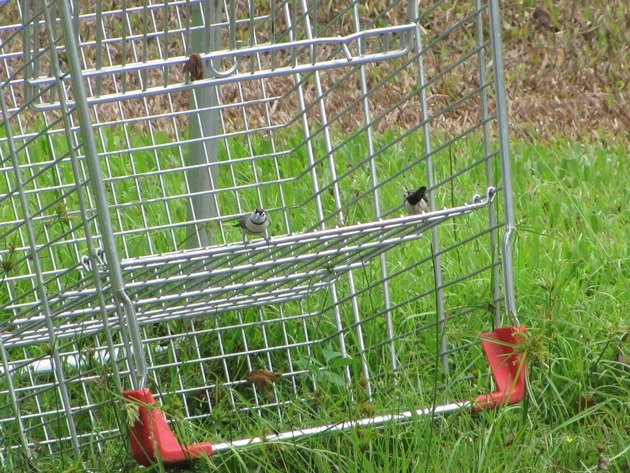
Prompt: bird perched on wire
<box><xmin>234</xmin><ymin>208</ymin><xmax>270</xmax><ymax>243</ymax></box>
<box><xmin>404</xmin><ymin>186</ymin><xmax>429</xmax><ymax>215</ymax></box>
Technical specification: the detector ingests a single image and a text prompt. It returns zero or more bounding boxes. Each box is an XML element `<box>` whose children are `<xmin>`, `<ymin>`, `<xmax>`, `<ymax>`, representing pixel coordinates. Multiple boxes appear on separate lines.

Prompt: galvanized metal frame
<box><xmin>0</xmin><ymin>0</ymin><xmax>517</xmax><ymax>466</ymax></box>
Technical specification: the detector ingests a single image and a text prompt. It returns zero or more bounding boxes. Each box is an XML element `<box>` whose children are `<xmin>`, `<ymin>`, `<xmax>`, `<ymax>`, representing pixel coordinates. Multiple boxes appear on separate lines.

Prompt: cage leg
<box><xmin>474</xmin><ymin>326</ymin><xmax>526</xmax><ymax>411</ymax></box>
<box><xmin>489</xmin><ymin>0</ymin><xmax>519</xmax><ymax>326</ymax></box>
<box><xmin>475</xmin><ymin>0</ymin><xmax>503</xmax><ymax>328</ymax></box>
<box><xmin>123</xmin><ymin>389</ymin><xmax>213</xmax><ymax>466</ymax></box>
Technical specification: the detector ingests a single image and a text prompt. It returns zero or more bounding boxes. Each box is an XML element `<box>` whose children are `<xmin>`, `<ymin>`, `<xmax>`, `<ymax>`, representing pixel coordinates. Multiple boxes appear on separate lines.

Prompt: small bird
<box><xmin>404</xmin><ymin>186</ymin><xmax>429</xmax><ymax>215</ymax></box>
<box><xmin>234</xmin><ymin>207</ymin><xmax>270</xmax><ymax>243</ymax></box>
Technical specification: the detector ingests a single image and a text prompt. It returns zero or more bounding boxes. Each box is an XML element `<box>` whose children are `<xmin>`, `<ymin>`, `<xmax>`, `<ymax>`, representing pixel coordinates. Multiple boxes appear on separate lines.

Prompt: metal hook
<box><xmin>80</xmin><ymin>255</ymin><xmax>91</xmax><ymax>272</ymax></box>
<box><xmin>96</xmin><ymin>247</ymin><xmax>107</xmax><ymax>265</ymax></box>
<box><xmin>206</xmin><ymin>0</ymin><xmax>240</xmax><ymax>78</ymax></box>
<box><xmin>206</xmin><ymin>54</ymin><xmax>241</xmax><ymax>78</ymax></box>
<box><xmin>472</xmin><ymin>186</ymin><xmax>496</xmax><ymax>205</ymax></box>
<box><xmin>79</xmin><ymin>248</ymin><xmax>107</xmax><ymax>273</ymax></box>
<box><xmin>486</xmin><ymin>186</ymin><xmax>497</xmax><ymax>202</ymax></box>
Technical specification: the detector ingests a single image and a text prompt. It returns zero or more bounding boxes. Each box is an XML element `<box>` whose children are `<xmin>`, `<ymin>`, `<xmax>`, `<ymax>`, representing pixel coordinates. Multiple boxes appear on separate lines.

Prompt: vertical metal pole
<box><xmin>186</xmin><ymin>0</ymin><xmax>221</xmax><ymax>248</ymax></box>
<box><xmin>475</xmin><ymin>0</ymin><xmax>501</xmax><ymax>328</ymax></box>
<box><xmin>283</xmin><ymin>1</ymin><xmax>350</xmax><ymax>388</ymax></box>
<box><xmin>488</xmin><ymin>0</ymin><xmax>519</xmax><ymax>325</ymax></box>
<box><xmin>410</xmin><ymin>0</ymin><xmax>449</xmax><ymax>373</ymax></box>
<box><xmin>41</xmin><ymin>0</ymin><xmax>123</xmax><ymax>391</ymax></box>
<box><xmin>351</xmin><ymin>3</ymin><xmax>394</xmax><ymax>389</ymax></box>
<box><xmin>57</xmin><ymin>0</ymin><xmax>147</xmax><ymax>388</ymax></box>
<box><xmin>298</xmin><ymin>0</ymin><xmax>361</xmax><ymax>390</ymax></box>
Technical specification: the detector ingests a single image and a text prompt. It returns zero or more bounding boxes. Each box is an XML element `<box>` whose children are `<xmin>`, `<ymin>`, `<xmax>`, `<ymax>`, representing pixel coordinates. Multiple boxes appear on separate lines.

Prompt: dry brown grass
<box><xmin>500</xmin><ymin>1</ymin><xmax>629</xmax><ymax>143</ymax></box>
<box><xmin>1</xmin><ymin>1</ymin><xmax>627</xmax><ymax>143</ymax></box>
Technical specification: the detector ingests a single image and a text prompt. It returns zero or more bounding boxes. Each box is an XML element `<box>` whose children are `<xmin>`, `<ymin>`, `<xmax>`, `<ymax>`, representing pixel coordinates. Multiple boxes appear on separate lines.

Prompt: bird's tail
<box><xmin>414</xmin><ymin>186</ymin><xmax>427</xmax><ymax>198</ymax></box>
<box><xmin>406</xmin><ymin>186</ymin><xmax>427</xmax><ymax>205</ymax></box>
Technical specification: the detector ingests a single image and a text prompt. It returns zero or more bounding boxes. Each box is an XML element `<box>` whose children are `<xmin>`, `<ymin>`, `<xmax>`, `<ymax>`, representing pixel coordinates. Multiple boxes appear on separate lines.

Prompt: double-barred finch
<box><xmin>404</xmin><ymin>186</ymin><xmax>429</xmax><ymax>215</ymax></box>
<box><xmin>235</xmin><ymin>208</ymin><xmax>270</xmax><ymax>243</ymax></box>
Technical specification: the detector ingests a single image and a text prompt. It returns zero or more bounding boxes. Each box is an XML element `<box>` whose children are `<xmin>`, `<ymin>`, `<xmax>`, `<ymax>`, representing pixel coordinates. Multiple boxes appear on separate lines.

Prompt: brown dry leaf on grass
<box><xmin>244</xmin><ymin>369</ymin><xmax>282</xmax><ymax>391</ymax></box>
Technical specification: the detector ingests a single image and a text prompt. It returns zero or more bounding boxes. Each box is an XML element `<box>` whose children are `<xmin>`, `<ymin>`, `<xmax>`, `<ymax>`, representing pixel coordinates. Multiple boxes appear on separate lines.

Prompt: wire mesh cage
<box><xmin>0</xmin><ymin>0</ymin><xmax>524</xmax><ymax>468</ymax></box>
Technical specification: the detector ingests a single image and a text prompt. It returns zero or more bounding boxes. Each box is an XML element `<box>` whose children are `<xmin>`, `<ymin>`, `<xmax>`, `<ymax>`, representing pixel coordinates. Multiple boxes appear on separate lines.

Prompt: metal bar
<box><xmin>488</xmin><ymin>0</ymin><xmax>519</xmax><ymax>326</ymax></box>
<box><xmin>282</xmin><ymin>0</ymin><xmax>329</xmax><ymax>390</ymax></box>
<box><xmin>41</xmin><ymin>0</ymin><xmax>123</xmax><ymax>393</ymax></box>
<box><xmin>410</xmin><ymin>1</ymin><xmax>449</xmax><ymax>374</ymax></box>
<box><xmin>212</xmin><ymin>400</ymin><xmax>471</xmax><ymax>452</ymax></box>
<box><xmin>23</xmin><ymin>23</ymin><xmax>416</xmax><ymax>112</ymax></box>
<box><xmin>352</xmin><ymin>3</ymin><xmax>393</xmax><ymax>390</ymax></box>
<box><xmin>299</xmin><ymin>0</ymin><xmax>359</xmax><ymax>389</ymax></box>
<box><xmin>56</xmin><ymin>0</ymin><xmax>147</xmax><ymax>388</ymax></box>
<box><xmin>475</xmin><ymin>0</ymin><xmax>502</xmax><ymax>327</ymax></box>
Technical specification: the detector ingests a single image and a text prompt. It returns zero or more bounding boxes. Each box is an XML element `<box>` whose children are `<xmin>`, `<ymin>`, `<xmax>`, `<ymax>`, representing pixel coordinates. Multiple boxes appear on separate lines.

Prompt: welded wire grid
<box><xmin>0</xmin><ymin>0</ymin><xmax>515</xmax><ymax>466</ymax></box>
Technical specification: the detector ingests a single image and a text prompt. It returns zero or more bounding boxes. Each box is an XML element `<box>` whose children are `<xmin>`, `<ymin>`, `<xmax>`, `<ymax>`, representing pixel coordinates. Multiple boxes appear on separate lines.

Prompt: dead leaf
<box><xmin>244</xmin><ymin>369</ymin><xmax>282</xmax><ymax>391</ymax></box>
<box><xmin>532</xmin><ymin>7</ymin><xmax>555</xmax><ymax>31</ymax></box>
<box><xmin>32</xmin><ymin>438</ymin><xmax>44</xmax><ymax>452</ymax></box>
<box><xmin>183</xmin><ymin>53</ymin><xmax>203</xmax><ymax>81</ymax></box>
<box><xmin>576</xmin><ymin>395</ymin><xmax>596</xmax><ymax>412</ymax></box>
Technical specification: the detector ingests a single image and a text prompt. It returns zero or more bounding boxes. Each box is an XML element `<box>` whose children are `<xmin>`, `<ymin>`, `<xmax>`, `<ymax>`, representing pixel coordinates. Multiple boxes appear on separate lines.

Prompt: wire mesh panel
<box><xmin>0</xmin><ymin>0</ymin><xmax>520</xmax><ymax>468</ymax></box>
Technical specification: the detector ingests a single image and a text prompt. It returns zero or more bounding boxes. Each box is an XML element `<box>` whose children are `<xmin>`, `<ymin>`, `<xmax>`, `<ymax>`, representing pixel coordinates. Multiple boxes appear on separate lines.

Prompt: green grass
<box><xmin>3</xmin><ymin>124</ymin><xmax>495</xmax><ymax>442</ymax></box>
<box><xmin>2</xmin><ymin>0</ymin><xmax>628</xmax><ymax>469</ymax></box>
<box><xmin>1</xmin><ymin>131</ymin><xmax>628</xmax><ymax>472</ymax></box>
<box><xmin>187</xmin><ymin>138</ymin><xmax>629</xmax><ymax>473</ymax></box>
